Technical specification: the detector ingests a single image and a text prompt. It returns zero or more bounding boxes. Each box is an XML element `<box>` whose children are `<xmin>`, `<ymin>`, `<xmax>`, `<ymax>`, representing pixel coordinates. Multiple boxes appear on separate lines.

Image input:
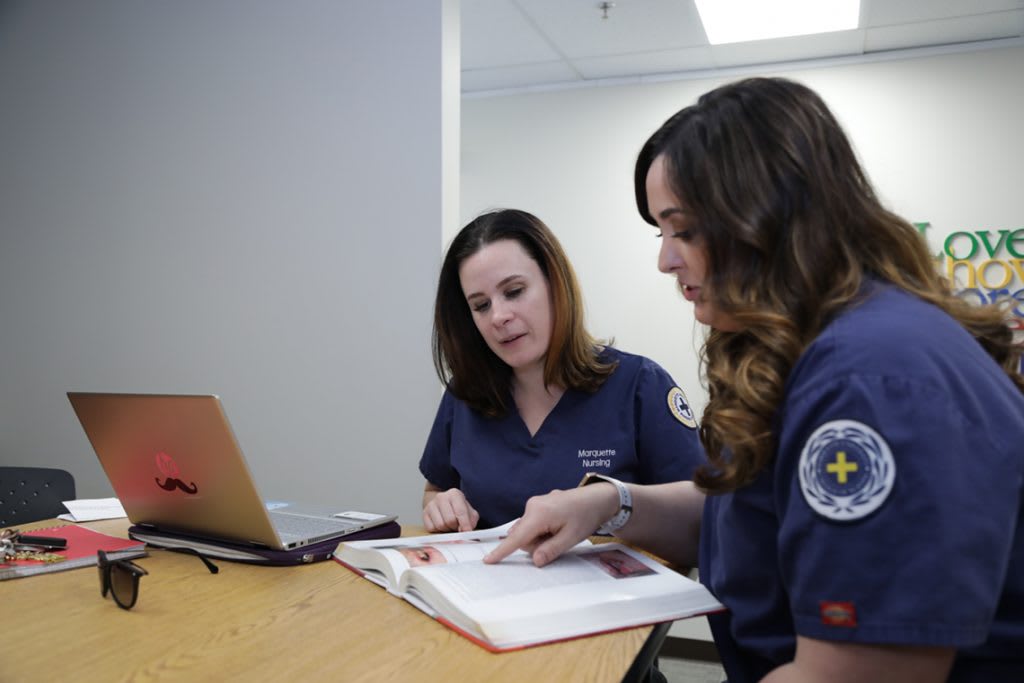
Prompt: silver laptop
<box><xmin>67</xmin><ymin>392</ymin><xmax>397</xmax><ymax>550</ymax></box>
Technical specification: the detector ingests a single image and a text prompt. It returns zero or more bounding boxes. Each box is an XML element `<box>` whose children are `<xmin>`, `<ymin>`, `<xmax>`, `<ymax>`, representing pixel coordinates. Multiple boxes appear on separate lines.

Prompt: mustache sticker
<box><xmin>153</xmin><ymin>451</ymin><xmax>199</xmax><ymax>495</ymax></box>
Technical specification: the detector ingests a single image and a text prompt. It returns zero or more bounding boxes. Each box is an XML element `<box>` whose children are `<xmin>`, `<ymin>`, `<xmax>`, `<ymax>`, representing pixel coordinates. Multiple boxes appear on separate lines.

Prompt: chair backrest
<box><xmin>0</xmin><ymin>467</ymin><xmax>76</xmax><ymax>527</ymax></box>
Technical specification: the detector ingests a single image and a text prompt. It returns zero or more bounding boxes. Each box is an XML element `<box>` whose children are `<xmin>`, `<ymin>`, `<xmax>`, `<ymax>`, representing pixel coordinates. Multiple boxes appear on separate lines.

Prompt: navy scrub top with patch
<box><xmin>419</xmin><ymin>346</ymin><xmax>706</xmax><ymax>528</ymax></box>
<box><xmin>699</xmin><ymin>282</ymin><xmax>1024</xmax><ymax>683</ymax></box>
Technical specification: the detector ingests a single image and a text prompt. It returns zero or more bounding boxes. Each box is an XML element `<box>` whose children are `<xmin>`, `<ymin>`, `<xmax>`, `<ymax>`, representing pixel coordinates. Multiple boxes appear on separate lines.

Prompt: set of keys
<box><xmin>0</xmin><ymin>528</ymin><xmax>68</xmax><ymax>564</ymax></box>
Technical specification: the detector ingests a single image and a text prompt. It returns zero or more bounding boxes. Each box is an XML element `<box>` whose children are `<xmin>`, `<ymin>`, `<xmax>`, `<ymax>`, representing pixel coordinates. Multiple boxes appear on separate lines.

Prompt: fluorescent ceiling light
<box><xmin>696</xmin><ymin>0</ymin><xmax>861</xmax><ymax>45</ymax></box>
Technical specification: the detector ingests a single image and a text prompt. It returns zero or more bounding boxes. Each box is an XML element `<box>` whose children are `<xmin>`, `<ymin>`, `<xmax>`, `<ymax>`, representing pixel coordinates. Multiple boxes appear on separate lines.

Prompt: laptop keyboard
<box><xmin>269</xmin><ymin>511</ymin><xmax>357</xmax><ymax>538</ymax></box>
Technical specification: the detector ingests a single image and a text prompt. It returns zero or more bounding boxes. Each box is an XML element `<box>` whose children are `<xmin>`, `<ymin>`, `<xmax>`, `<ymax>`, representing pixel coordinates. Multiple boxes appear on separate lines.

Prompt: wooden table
<box><xmin>1</xmin><ymin>519</ymin><xmax>667</xmax><ymax>682</ymax></box>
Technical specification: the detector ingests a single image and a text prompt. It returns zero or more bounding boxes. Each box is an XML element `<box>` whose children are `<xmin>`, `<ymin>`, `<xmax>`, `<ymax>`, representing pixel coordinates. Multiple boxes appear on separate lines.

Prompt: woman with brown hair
<box><xmin>486</xmin><ymin>78</ymin><xmax>1024</xmax><ymax>682</ymax></box>
<box><xmin>420</xmin><ymin>208</ymin><xmax>705</xmax><ymax>532</ymax></box>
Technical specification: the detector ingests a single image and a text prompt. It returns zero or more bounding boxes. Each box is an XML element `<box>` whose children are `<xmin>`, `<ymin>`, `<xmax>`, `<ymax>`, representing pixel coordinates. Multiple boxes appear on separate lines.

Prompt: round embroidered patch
<box><xmin>667</xmin><ymin>387</ymin><xmax>697</xmax><ymax>429</ymax></box>
<box><xmin>798</xmin><ymin>419</ymin><xmax>896</xmax><ymax>522</ymax></box>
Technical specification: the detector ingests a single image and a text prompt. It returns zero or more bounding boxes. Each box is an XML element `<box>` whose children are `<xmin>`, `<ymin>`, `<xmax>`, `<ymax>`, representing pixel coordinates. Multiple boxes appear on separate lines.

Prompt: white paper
<box><xmin>57</xmin><ymin>497</ymin><xmax>127</xmax><ymax>522</ymax></box>
<box><xmin>333</xmin><ymin>511</ymin><xmax>387</xmax><ymax>521</ymax></box>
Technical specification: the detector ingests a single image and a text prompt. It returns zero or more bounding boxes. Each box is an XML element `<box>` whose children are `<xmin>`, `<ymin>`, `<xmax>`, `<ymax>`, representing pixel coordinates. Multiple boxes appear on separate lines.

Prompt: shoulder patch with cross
<box><xmin>797</xmin><ymin>419</ymin><xmax>896</xmax><ymax>522</ymax></box>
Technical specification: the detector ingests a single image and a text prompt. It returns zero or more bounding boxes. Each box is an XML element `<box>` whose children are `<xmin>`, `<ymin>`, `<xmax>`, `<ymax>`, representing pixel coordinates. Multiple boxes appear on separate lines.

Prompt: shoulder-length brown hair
<box><xmin>433</xmin><ymin>209</ymin><xmax>616</xmax><ymax>417</ymax></box>
<box><xmin>634</xmin><ymin>77</ymin><xmax>1023</xmax><ymax>494</ymax></box>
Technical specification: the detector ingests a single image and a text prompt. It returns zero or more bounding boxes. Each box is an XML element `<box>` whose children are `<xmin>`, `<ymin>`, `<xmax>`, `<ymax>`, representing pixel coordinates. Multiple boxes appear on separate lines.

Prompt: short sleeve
<box><xmin>776</xmin><ymin>373</ymin><xmax>1018</xmax><ymax>647</ymax></box>
<box><xmin>418</xmin><ymin>390</ymin><xmax>461</xmax><ymax>490</ymax></box>
<box><xmin>633</xmin><ymin>358</ymin><xmax>706</xmax><ymax>484</ymax></box>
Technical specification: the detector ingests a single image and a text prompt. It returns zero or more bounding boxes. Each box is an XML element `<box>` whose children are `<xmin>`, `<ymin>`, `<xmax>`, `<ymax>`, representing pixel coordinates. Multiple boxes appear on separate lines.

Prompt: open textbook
<box><xmin>334</xmin><ymin>521</ymin><xmax>724</xmax><ymax>651</ymax></box>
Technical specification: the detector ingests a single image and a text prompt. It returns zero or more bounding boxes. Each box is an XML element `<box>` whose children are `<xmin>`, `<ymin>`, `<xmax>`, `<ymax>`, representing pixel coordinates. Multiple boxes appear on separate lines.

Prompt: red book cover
<box><xmin>1</xmin><ymin>524</ymin><xmax>146</xmax><ymax>580</ymax></box>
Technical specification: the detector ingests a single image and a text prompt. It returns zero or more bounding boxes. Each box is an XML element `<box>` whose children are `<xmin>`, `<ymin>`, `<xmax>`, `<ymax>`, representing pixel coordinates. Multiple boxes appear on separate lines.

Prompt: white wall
<box><xmin>462</xmin><ymin>45</ymin><xmax>1024</xmax><ymax>419</ymax></box>
<box><xmin>0</xmin><ymin>0</ymin><xmax>459</xmax><ymax>524</ymax></box>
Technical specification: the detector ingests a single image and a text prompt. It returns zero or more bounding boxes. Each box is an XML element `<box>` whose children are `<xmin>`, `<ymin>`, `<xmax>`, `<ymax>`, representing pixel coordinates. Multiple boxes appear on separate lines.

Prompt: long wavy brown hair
<box><xmin>433</xmin><ymin>209</ymin><xmax>616</xmax><ymax>417</ymax></box>
<box><xmin>634</xmin><ymin>77</ymin><xmax>1024</xmax><ymax>494</ymax></box>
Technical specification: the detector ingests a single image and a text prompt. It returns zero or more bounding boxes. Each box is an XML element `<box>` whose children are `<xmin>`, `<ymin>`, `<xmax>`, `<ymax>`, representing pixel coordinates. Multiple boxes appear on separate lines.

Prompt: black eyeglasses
<box><xmin>97</xmin><ymin>546</ymin><xmax>219</xmax><ymax>610</ymax></box>
<box><xmin>97</xmin><ymin>549</ymin><xmax>148</xmax><ymax>610</ymax></box>
<box><xmin>164</xmin><ymin>546</ymin><xmax>220</xmax><ymax>574</ymax></box>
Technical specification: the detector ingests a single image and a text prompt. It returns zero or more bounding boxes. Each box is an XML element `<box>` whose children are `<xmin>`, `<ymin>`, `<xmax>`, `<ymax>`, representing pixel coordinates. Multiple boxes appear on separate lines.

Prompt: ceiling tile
<box><xmin>461</xmin><ymin>0</ymin><xmax>562</xmax><ymax>70</ymax></box>
<box><xmin>865</xmin><ymin>10</ymin><xmax>1024</xmax><ymax>51</ymax></box>
<box><xmin>572</xmin><ymin>46</ymin><xmax>716</xmax><ymax>80</ymax></box>
<box><xmin>515</xmin><ymin>0</ymin><xmax>708</xmax><ymax>59</ymax></box>
<box><xmin>864</xmin><ymin>0</ymin><xmax>1024</xmax><ymax>27</ymax></box>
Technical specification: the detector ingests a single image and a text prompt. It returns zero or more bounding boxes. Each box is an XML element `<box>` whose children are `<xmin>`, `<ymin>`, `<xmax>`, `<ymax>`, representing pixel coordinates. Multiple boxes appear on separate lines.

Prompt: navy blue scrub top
<box><xmin>699</xmin><ymin>282</ymin><xmax>1024</xmax><ymax>683</ymax></box>
<box><xmin>420</xmin><ymin>346</ymin><xmax>706</xmax><ymax>528</ymax></box>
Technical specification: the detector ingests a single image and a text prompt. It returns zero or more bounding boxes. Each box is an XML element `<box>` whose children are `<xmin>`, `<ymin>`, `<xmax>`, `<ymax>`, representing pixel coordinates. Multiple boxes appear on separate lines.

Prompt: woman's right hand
<box><xmin>422</xmin><ymin>486</ymin><xmax>480</xmax><ymax>532</ymax></box>
<box><xmin>484</xmin><ymin>484</ymin><xmax>619</xmax><ymax>567</ymax></box>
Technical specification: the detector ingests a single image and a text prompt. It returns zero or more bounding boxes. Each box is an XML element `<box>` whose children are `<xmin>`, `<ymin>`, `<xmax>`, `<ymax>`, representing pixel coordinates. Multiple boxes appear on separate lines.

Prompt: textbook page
<box><xmin>400</xmin><ymin>543</ymin><xmax>724</xmax><ymax>650</ymax></box>
<box><xmin>337</xmin><ymin>520</ymin><xmax>566</xmax><ymax>593</ymax></box>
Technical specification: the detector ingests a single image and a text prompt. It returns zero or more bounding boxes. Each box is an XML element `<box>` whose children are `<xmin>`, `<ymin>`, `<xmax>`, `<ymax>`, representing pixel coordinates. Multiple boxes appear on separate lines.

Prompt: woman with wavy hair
<box><xmin>420</xmin><ymin>208</ymin><xmax>705</xmax><ymax>532</ymax></box>
<box><xmin>486</xmin><ymin>78</ymin><xmax>1024</xmax><ymax>683</ymax></box>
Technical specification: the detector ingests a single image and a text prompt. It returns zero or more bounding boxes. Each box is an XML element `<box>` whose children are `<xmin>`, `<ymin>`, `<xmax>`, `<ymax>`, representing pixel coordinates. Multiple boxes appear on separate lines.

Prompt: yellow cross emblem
<box><xmin>826</xmin><ymin>451</ymin><xmax>859</xmax><ymax>484</ymax></box>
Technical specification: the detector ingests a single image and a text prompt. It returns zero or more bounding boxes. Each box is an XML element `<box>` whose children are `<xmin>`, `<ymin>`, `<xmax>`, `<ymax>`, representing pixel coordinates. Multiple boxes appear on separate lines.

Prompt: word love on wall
<box><xmin>916</xmin><ymin>223</ymin><xmax>1024</xmax><ymax>331</ymax></box>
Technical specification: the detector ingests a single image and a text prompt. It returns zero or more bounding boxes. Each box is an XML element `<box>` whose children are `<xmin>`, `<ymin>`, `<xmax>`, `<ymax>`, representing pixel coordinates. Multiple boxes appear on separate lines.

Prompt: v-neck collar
<box><xmin>510</xmin><ymin>387</ymin><xmax>578</xmax><ymax>440</ymax></box>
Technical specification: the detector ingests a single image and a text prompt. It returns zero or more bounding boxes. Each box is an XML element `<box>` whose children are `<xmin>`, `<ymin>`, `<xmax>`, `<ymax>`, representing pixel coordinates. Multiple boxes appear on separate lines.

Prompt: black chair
<box><xmin>0</xmin><ymin>467</ymin><xmax>76</xmax><ymax>527</ymax></box>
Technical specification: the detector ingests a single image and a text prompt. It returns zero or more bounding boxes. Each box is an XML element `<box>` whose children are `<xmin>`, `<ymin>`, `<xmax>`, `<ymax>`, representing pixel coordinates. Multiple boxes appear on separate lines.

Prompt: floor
<box><xmin>658</xmin><ymin>656</ymin><xmax>726</xmax><ymax>683</ymax></box>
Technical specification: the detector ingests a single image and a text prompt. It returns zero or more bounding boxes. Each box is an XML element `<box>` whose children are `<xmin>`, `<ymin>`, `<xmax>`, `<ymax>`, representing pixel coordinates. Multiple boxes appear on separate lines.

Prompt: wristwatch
<box><xmin>578</xmin><ymin>473</ymin><xmax>632</xmax><ymax>534</ymax></box>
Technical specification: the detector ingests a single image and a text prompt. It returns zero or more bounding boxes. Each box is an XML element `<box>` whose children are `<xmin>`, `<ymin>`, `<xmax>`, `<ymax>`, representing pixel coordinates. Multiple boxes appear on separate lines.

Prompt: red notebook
<box><xmin>0</xmin><ymin>524</ymin><xmax>146</xmax><ymax>581</ymax></box>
